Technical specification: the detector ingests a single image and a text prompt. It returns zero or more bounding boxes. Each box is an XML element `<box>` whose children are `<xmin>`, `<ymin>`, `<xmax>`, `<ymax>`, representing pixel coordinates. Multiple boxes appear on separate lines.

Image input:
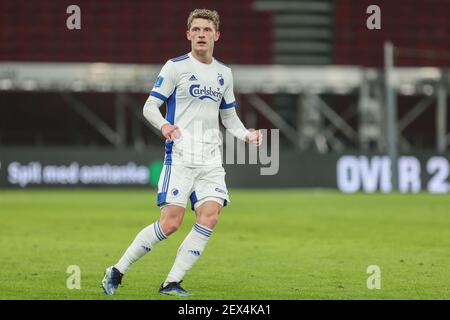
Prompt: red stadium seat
<box><xmin>0</xmin><ymin>0</ymin><xmax>273</xmax><ymax>64</ymax></box>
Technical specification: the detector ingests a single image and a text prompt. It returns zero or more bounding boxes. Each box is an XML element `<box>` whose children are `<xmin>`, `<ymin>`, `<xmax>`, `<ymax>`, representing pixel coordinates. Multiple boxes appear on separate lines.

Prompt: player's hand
<box><xmin>161</xmin><ymin>124</ymin><xmax>181</xmax><ymax>141</ymax></box>
<box><xmin>245</xmin><ymin>130</ymin><xmax>263</xmax><ymax>147</ymax></box>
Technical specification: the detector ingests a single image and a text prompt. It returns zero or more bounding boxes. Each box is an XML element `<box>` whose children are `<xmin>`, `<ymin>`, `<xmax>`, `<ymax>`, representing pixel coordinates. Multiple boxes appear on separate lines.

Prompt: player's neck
<box><xmin>190</xmin><ymin>50</ymin><xmax>213</xmax><ymax>64</ymax></box>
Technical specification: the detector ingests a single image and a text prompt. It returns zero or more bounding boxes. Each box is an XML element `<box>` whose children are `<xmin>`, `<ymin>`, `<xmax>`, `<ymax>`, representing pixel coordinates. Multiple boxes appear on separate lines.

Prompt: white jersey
<box><xmin>150</xmin><ymin>52</ymin><xmax>236</xmax><ymax>167</ymax></box>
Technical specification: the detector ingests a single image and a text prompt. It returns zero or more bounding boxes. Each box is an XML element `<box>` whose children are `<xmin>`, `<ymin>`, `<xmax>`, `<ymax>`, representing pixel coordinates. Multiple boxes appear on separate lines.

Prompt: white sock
<box><xmin>164</xmin><ymin>223</ymin><xmax>212</xmax><ymax>286</ymax></box>
<box><xmin>114</xmin><ymin>220</ymin><xmax>167</xmax><ymax>274</ymax></box>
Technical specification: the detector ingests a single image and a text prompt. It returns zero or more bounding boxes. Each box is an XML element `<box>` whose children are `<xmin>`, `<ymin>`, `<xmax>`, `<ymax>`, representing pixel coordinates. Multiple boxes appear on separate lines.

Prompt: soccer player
<box><xmin>102</xmin><ymin>8</ymin><xmax>262</xmax><ymax>297</ymax></box>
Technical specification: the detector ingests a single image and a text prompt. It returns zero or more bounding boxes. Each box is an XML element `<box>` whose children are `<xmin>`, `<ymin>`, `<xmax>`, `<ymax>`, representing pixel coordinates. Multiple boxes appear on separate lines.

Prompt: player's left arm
<box><xmin>219</xmin><ymin>69</ymin><xmax>262</xmax><ymax>147</ymax></box>
<box><xmin>220</xmin><ymin>108</ymin><xmax>262</xmax><ymax>146</ymax></box>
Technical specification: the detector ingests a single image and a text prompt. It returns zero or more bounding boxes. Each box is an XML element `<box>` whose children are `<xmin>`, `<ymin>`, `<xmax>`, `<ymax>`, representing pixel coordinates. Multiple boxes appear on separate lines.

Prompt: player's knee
<box><xmin>198</xmin><ymin>216</ymin><xmax>219</xmax><ymax>229</ymax></box>
<box><xmin>163</xmin><ymin>223</ymin><xmax>179</xmax><ymax>235</ymax></box>
<box><xmin>160</xmin><ymin>218</ymin><xmax>182</xmax><ymax>235</ymax></box>
<box><xmin>202</xmin><ymin>215</ymin><xmax>219</xmax><ymax>229</ymax></box>
<box><xmin>160</xmin><ymin>206</ymin><xmax>185</xmax><ymax>235</ymax></box>
<box><xmin>197</xmin><ymin>208</ymin><xmax>221</xmax><ymax>229</ymax></box>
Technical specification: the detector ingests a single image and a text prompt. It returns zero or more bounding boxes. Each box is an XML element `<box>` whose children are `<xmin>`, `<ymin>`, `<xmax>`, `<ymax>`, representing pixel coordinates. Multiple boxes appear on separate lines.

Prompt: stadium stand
<box><xmin>334</xmin><ymin>0</ymin><xmax>450</xmax><ymax>67</ymax></box>
<box><xmin>0</xmin><ymin>0</ymin><xmax>273</xmax><ymax>64</ymax></box>
<box><xmin>0</xmin><ymin>0</ymin><xmax>449</xmax><ymax>151</ymax></box>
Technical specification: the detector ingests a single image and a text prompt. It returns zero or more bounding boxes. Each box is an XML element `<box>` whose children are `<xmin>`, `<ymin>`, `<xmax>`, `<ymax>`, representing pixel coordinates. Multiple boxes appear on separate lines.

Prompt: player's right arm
<box><xmin>143</xmin><ymin>61</ymin><xmax>180</xmax><ymax>141</ymax></box>
<box><xmin>143</xmin><ymin>98</ymin><xmax>180</xmax><ymax>141</ymax></box>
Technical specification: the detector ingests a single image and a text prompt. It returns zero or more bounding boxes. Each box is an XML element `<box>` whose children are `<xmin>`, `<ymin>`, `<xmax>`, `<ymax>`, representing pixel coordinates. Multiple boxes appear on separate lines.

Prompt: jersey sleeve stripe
<box><xmin>214</xmin><ymin>58</ymin><xmax>230</xmax><ymax>68</ymax></box>
<box><xmin>166</xmin><ymin>88</ymin><xmax>177</xmax><ymax>124</ymax></box>
<box><xmin>220</xmin><ymin>99</ymin><xmax>236</xmax><ymax>109</ymax></box>
<box><xmin>170</xmin><ymin>54</ymin><xmax>190</xmax><ymax>62</ymax></box>
<box><xmin>150</xmin><ymin>91</ymin><xmax>168</xmax><ymax>102</ymax></box>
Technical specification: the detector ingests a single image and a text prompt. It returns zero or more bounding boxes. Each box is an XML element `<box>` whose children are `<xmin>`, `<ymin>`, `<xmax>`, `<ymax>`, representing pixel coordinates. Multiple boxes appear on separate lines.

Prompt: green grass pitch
<box><xmin>0</xmin><ymin>189</ymin><xmax>449</xmax><ymax>299</ymax></box>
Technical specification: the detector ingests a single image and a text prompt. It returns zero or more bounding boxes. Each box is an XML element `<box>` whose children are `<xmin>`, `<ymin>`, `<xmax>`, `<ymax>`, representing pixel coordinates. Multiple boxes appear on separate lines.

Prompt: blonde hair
<box><xmin>187</xmin><ymin>9</ymin><xmax>220</xmax><ymax>31</ymax></box>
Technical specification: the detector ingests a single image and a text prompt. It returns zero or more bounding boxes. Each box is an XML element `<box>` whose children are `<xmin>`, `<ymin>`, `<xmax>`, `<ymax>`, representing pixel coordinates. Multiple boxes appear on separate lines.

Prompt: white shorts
<box><xmin>157</xmin><ymin>165</ymin><xmax>230</xmax><ymax>210</ymax></box>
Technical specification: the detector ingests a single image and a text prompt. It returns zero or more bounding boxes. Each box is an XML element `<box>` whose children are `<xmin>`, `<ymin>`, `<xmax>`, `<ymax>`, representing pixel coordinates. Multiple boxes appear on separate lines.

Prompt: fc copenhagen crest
<box><xmin>217</xmin><ymin>73</ymin><xmax>224</xmax><ymax>86</ymax></box>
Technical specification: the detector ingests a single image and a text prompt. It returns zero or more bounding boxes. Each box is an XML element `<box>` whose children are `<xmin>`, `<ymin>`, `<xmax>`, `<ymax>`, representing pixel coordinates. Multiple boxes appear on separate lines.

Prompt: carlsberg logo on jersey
<box><xmin>189</xmin><ymin>84</ymin><xmax>222</xmax><ymax>102</ymax></box>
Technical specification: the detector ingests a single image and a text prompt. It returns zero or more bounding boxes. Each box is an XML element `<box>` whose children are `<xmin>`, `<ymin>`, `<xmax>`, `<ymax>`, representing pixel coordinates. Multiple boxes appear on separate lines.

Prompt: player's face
<box><xmin>187</xmin><ymin>18</ymin><xmax>220</xmax><ymax>54</ymax></box>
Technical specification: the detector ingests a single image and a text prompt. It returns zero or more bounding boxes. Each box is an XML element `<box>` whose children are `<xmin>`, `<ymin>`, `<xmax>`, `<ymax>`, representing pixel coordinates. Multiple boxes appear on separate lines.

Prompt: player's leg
<box><xmin>113</xmin><ymin>165</ymin><xmax>190</xmax><ymax>273</ymax></box>
<box><xmin>101</xmin><ymin>216</ymin><xmax>169</xmax><ymax>295</ymax></box>
<box><xmin>159</xmin><ymin>204</ymin><xmax>186</xmax><ymax>236</ymax></box>
<box><xmin>102</xmin><ymin>165</ymin><xmax>191</xmax><ymax>295</ymax></box>
<box><xmin>159</xmin><ymin>167</ymin><xmax>228</xmax><ymax>296</ymax></box>
<box><xmin>104</xmin><ymin>207</ymin><xmax>186</xmax><ymax>296</ymax></box>
<box><xmin>159</xmin><ymin>199</ymin><xmax>223</xmax><ymax>296</ymax></box>
<box><xmin>195</xmin><ymin>198</ymin><xmax>223</xmax><ymax>229</ymax></box>
<box><xmin>113</xmin><ymin>205</ymin><xmax>185</xmax><ymax>276</ymax></box>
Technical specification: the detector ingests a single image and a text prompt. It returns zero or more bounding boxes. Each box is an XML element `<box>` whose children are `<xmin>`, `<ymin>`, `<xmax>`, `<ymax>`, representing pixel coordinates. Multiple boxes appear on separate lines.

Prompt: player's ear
<box><xmin>214</xmin><ymin>31</ymin><xmax>220</xmax><ymax>42</ymax></box>
<box><xmin>186</xmin><ymin>30</ymin><xmax>191</xmax><ymax>41</ymax></box>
